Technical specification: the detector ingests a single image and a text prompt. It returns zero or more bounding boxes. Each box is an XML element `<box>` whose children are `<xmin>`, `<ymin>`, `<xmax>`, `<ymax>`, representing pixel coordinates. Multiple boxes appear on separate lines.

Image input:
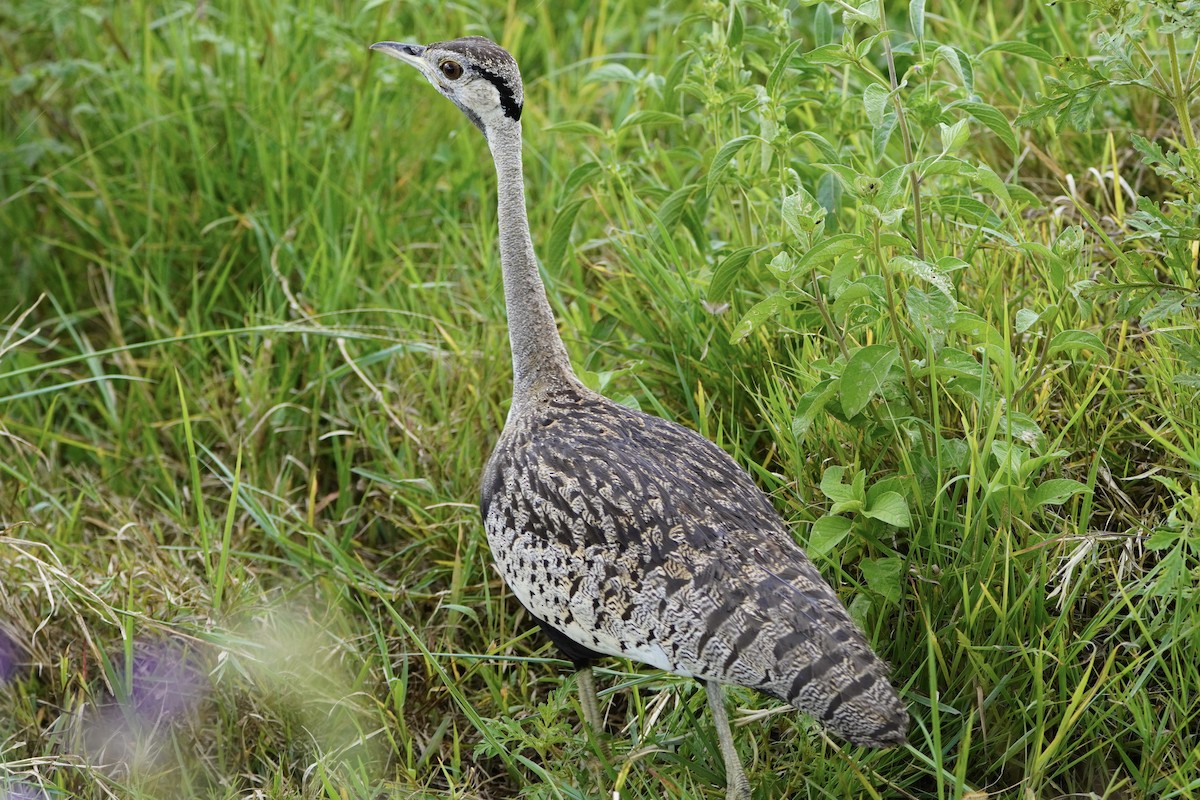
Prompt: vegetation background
<box><xmin>2</xmin><ymin>0</ymin><xmax>1198</xmax><ymax>797</ymax></box>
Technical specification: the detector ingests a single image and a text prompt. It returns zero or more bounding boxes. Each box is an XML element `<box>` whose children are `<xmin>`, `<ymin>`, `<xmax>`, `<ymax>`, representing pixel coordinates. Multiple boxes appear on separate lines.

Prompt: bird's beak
<box><xmin>369</xmin><ymin>41</ymin><xmax>426</xmax><ymax>69</ymax></box>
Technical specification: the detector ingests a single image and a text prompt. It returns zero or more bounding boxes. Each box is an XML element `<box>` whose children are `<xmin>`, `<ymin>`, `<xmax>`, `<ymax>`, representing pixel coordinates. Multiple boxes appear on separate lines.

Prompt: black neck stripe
<box><xmin>474</xmin><ymin>66</ymin><xmax>523</xmax><ymax>122</ymax></box>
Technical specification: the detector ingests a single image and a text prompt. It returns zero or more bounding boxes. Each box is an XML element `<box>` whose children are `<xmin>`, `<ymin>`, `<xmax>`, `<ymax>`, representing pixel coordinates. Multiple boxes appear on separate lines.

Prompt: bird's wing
<box><xmin>482</xmin><ymin>393</ymin><xmax>907</xmax><ymax>745</ymax></box>
<box><xmin>542</xmin><ymin>398</ymin><xmax>907</xmax><ymax>743</ymax></box>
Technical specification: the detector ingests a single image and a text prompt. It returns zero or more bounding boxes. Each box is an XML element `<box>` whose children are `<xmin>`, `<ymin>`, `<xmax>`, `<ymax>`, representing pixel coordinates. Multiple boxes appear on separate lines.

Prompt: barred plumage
<box><xmin>371</xmin><ymin>34</ymin><xmax>908</xmax><ymax>799</ymax></box>
<box><xmin>481</xmin><ymin>384</ymin><xmax>908</xmax><ymax>747</ymax></box>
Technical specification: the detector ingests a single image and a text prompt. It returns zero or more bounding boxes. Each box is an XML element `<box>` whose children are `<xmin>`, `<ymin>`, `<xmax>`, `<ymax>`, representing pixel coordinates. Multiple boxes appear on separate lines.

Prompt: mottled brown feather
<box><xmin>482</xmin><ymin>384</ymin><xmax>909</xmax><ymax>746</ymax></box>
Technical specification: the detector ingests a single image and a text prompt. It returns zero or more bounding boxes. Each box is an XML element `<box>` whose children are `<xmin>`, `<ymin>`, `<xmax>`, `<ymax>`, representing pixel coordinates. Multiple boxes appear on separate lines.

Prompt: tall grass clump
<box><xmin>1</xmin><ymin>0</ymin><xmax>1197</xmax><ymax>798</ymax></box>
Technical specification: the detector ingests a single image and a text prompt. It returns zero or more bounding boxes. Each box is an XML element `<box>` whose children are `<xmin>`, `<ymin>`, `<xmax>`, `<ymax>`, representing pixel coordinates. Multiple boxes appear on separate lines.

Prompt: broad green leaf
<box><xmin>814</xmin><ymin>163</ymin><xmax>861</xmax><ymax>193</ymax></box>
<box><xmin>546</xmin><ymin>120</ymin><xmax>605</xmax><ymax>136</ymax></box>
<box><xmin>729</xmin><ymin>293</ymin><xmax>790</xmax><ymax>344</ymax></box>
<box><xmin>616</xmin><ymin>110</ymin><xmax>683</xmax><ymax>131</ymax></box>
<box><xmin>840</xmin><ymin>344</ymin><xmax>900</xmax><ymax>418</ymax></box>
<box><xmin>547</xmin><ymin>198</ymin><xmax>586</xmax><ymax>271</ymax></box>
<box><xmin>1007</xmin><ymin>184</ymin><xmax>1041</xmax><ymax>205</ymax></box>
<box><xmin>990</xmin><ymin>441</ymin><xmax>1030</xmax><ymax>478</ymax></box>
<box><xmin>866</xmin><ymin>477</ymin><xmax>907</xmax><ymax>505</ymax></box>
<box><xmin>816</xmin><ymin>170</ymin><xmax>844</xmax><ymax>217</ymax></box>
<box><xmin>845</xmin><ymin>0</ymin><xmax>879</xmax><ymax>26</ymax></box>
<box><xmin>864</xmin><ymin>83</ymin><xmax>889</xmax><ymax>128</ymax></box>
<box><xmin>1141</xmin><ymin>291</ymin><xmax>1188</xmax><ymax>323</ymax></box>
<box><xmin>929</xmin><ymin>347</ymin><xmax>984</xmax><ymax>380</ymax></box>
<box><xmin>855</xmin><ymin>30</ymin><xmax>888</xmax><ymax>62</ymax></box>
<box><xmin>906</xmin><ymin>286</ymin><xmax>956</xmax><ymax>336</ymax></box>
<box><xmin>708</xmin><ymin>246</ymin><xmax>758</xmax><ymax>302</ymax></box>
<box><xmin>1031</xmin><ymin>479</ymin><xmax>1089</xmax><ymax>506</ymax></box>
<box><xmin>951</xmin><ymin>313</ymin><xmax>1006</xmax><ymax>347</ymax></box>
<box><xmin>939</xmin><ymin>119</ymin><xmax>970</xmax><ymax>153</ymax></box>
<box><xmin>873</xmin><ymin>112</ymin><xmax>897</xmax><ymax>159</ymax></box>
<box><xmin>1049</xmin><ymin>330</ymin><xmax>1108</xmax><ymax>361</ymax></box>
<box><xmin>767</xmin><ymin>39</ymin><xmax>807</xmax><ymax>98</ymax></box>
<box><xmin>814</xmin><ymin>3</ymin><xmax>834</xmax><ymax>46</ymax></box>
<box><xmin>706</xmin><ymin>135</ymin><xmax>757</xmax><ymax>195</ymax></box>
<box><xmin>791</xmin><ymin>233</ymin><xmax>864</xmax><ymax>278</ymax></box>
<box><xmin>1145</xmin><ymin>529</ymin><xmax>1180</xmax><ymax>550</ymax></box>
<box><xmin>1000</xmin><ymin>411</ymin><xmax>1046</xmax><ymax>450</ymax></box>
<box><xmin>831</xmin><ymin>275</ymin><xmax>887</xmax><ymax>316</ymax></box>
<box><xmin>861</xmin><ymin>557</ymin><xmax>903</xmax><ymax>605</ymax></box>
<box><xmin>973</xmin><ymin>164</ymin><xmax>1012</xmax><ymax>204</ymax></box>
<box><xmin>561</xmin><ymin>162</ymin><xmax>603</xmax><ymax>201</ymax></box>
<box><xmin>876</xmin><ymin>165</ymin><xmax>910</xmax><ymax>210</ymax></box>
<box><xmin>1053</xmin><ymin>225</ymin><xmax>1085</xmax><ymax>261</ymax></box>
<box><xmin>797</xmin><ymin>131</ymin><xmax>841</xmax><ymax>162</ymax></box>
<box><xmin>820</xmin><ymin>467</ymin><xmax>867</xmax><ymax>514</ymax></box>
<box><xmin>825</xmin><ymin>467</ymin><xmax>868</xmax><ymax>515</ymax></box>
<box><xmin>936</xmin><ymin>45</ymin><xmax>974</xmax><ymax>95</ymax></box>
<box><xmin>1017</xmin><ymin>449</ymin><xmax>1071</xmax><ymax>483</ymax></box>
<box><xmin>831</xmin><ymin>498</ymin><xmax>865</xmax><ymax>516</ymax></box>
<box><xmin>829</xmin><ymin>255</ymin><xmax>857</xmax><ymax>295</ymax></box>
<box><xmin>652</xmin><ymin>184</ymin><xmax>699</xmax><ymax>240</ymax></box>
<box><xmin>981</xmin><ymin>41</ymin><xmax>1054</xmax><ymax>64</ymax></box>
<box><xmin>929</xmin><ymin>195</ymin><xmax>1003</xmax><ymax>227</ymax></box>
<box><xmin>781</xmin><ymin>188</ymin><xmax>827</xmax><ymax>240</ymax></box>
<box><xmin>891</xmin><ymin>255</ymin><xmax>954</xmax><ymax>298</ymax></box>
<box><xmin>820</xmin><ymin>465</ymin><xmax>846</xmax><ymax>491</ymax></box>
<box><xmin>878</xmin><ymin>232</ymin><xmax>912</xmax><ymax>251</ymax></box>
<box><xmin>864</xmin><ymin>491</ymin><xmax>912</xmax><ymax>528</ymax></box>
<box><xmin>728</xmin><ymin>3</ymin><xmax>744</xmax><ymax>47</ymax></box>
<box><xmin>585</xmin><ymin>63</ymin><xmax>639</xmax><ymax>84</ymax></box>
<box><xmin>920</xmin><ymin>155</ymin><xmax>976</xmax><ymax>178</ymax></box>
<box><xmin>953</xmin><ymin>101</ymin><xmax>1019</xmax><ymax>155</ymax></box>
<box><xmin>808</xmin><ymin>515</ymin><xmax>853</xmax><ymax>557</ymax></box>
<box><xmin>792</xmin><ymin>379</ymin><xmax>838</xmax><ymax>440</ymax></box>
<box><xmin>1015</xmin><ymin>308</ymin><xmax>1039</xmax><ymax>333</ymax></box>
<box><xmin>804</xmin><ymin>43</ymin><xmax>855</xmax><ymax>65</ymax></box>
<box><xmin>766</xmin><ymin>251</ymin><xmax>793</xmax><ymax>280</ymax></box>
<box><xmin>910</xmin><ymin>0</ymin><xmax>925</xmax><ymax>40</ymax></box>
<box><xmin>937</xmin><ymin>437</ymin><xmax>971</xmax><ymax>474</ymax></box>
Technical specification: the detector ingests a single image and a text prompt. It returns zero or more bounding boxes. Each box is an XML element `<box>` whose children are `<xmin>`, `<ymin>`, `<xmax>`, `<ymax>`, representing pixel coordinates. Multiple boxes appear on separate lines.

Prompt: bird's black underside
<box><xmin>526</xmin><ymin>606</ymin><xmax>602</xmax><ymax>669</ymax></box>
<box><xmin>533</xmin><ymin>609</ymin><xmax>804</xmax><ymax>709</ymax></box>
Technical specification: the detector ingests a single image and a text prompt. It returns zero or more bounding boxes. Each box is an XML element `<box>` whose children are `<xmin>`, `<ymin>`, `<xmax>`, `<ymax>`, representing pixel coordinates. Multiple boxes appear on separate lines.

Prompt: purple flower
<box><xmin>1</xmin><ymin>781</ymin><xmax>49</xmax><ymax>800</ymax></box>
<box><xmin>126</xmin><ymin>638</ymin><xmax>207</xmax><ymax>723</ymax></box>
<box><xmin>0</xmin><ymin>629</ymin><xmax>20</xmax><ymax>684</ymax></box>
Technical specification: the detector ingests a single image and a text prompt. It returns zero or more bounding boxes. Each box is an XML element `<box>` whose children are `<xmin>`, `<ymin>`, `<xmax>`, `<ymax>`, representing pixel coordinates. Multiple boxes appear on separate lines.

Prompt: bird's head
<box><xmin>370</xmin><ymin>36</ymin><xmax>523</xmax><ymax>137</ymax></box>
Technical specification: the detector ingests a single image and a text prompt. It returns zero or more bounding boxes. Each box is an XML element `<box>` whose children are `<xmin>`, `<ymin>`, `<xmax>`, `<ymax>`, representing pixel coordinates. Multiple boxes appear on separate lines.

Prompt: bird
<box><xmin>370</xmin><ymin>35</ymin><xmax>909</xmax><ymax>799</ymax></box>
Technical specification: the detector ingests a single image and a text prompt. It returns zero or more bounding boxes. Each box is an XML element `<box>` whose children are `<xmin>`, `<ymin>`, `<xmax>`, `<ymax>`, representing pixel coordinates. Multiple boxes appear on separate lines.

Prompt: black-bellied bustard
<box><xmin>370</xmin><ymin>35</ymin><xmax>909</xmax><ymax>800</ymax></box>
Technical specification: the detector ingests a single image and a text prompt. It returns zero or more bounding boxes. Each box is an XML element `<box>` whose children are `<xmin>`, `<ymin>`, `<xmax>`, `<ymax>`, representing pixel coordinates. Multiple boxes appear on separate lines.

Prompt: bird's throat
<box><xmin>487</xmin><ymin>122</ymin><xmax>576</xmax><ymax>400</ymax></box>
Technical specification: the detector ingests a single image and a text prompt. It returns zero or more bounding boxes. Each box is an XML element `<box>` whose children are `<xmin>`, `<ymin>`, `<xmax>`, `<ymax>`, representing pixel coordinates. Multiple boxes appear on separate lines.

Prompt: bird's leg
<box><xmin>576</xmin><ymin>665</ymin><xmax>603</xmax><ymax>731</ymax></box>
<box><xmin>575</xmin><ymin>666</ymin><xmax>610</xmax><ymax>790</ymax></box>
<box><xmin>705</xmin><ymin>680</ymin><xmax>752</xmax><ymax>800</ymax></box>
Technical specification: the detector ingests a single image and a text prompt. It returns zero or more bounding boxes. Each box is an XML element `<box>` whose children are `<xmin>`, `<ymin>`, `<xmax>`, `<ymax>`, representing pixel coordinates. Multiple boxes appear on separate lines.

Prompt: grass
<box><xmin>2</xmin><ymin>0</ymin><xmax>1199</xmax><ymax>798</ymax></box>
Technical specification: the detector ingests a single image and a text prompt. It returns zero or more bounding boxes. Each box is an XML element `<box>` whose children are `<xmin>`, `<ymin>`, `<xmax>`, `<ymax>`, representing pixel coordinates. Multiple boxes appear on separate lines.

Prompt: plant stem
<box><xmin>1167</xmin><ymin>30</ymin><xmax>1197</xmax><ymax>273</ymax></box>
<box><xmin>811</xmin><ymin>272</ymin><xmax>851</xmax><ymax>361</ymax></box>
<box><xmin>877</xmin><ymin>0</ymin><xmax>926</xmax><ymax>260</ymax></box>
<box><xmin>872</xmin><ymin>223</ymin><xmax>929</xmax><ymax>444</ymax></box>
<box><xmin>1014</xmin><ymin>307</ymin><xmax>1060</xmax><ymax>403</ymax></box>
<box><xmin>1168</xmin><ymin>32</ymin><xmax>1197</xmax><ymax>151</ymax></box>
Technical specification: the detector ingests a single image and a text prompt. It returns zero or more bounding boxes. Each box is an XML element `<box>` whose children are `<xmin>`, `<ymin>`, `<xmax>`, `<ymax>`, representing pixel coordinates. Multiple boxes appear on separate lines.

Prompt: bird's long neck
<box><xmin>486</xmin><ymin>121</ymin><xmax>576</xmax><ymax>400</ymax></box>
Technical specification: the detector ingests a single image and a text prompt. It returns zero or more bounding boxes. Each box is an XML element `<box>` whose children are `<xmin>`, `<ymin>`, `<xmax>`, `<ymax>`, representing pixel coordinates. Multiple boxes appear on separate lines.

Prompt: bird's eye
<box><xmin>440</xmin><ymin>60</ymin><xmax>463</xmax><ymax>80</ymax></box>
